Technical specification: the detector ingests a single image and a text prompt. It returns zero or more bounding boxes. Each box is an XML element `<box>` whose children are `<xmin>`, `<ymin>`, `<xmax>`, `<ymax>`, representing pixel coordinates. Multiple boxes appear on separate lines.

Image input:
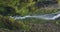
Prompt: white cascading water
<box><xmin>10</xmin><ymin>11</ymin><xmax>60</xmax><ymax>20</ymax></box>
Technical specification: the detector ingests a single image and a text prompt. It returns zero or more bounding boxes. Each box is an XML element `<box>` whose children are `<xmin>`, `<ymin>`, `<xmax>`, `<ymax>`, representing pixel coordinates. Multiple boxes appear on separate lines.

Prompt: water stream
<box><xmin>10</xmin><ymin>11</ymin><xmax>60</xmax><ymax>20</ymax></box>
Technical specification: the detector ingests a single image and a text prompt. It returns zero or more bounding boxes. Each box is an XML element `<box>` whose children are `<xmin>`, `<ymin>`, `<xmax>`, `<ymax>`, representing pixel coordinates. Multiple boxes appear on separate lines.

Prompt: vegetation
<box><xmin>0</xmin><ymin>0</ymin><xmax>60</xmax><ymax>32</ymax></box>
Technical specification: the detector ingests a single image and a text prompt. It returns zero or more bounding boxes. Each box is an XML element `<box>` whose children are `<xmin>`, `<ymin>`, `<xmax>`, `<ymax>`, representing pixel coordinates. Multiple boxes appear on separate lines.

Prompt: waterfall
<box><xmin>10</xmin><ymin>11</ymin><xmax>60</xmax><ymax>20</ymax></box>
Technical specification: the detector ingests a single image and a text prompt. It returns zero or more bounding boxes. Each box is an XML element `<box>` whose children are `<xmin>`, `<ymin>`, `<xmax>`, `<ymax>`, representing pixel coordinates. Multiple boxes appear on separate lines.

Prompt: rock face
<box><xmin>35</xmin><ymin>0</ymin><xmax>58</xmax><ymax>8</ymax></box>
<box><xmin>29</xmin><ymin>23</ymin><xmax>60</xmax><ymax>32</ymax></box>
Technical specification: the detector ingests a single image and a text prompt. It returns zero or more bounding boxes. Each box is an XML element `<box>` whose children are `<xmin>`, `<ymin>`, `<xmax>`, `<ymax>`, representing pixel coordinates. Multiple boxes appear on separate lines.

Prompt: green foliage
<box><xmin>0</xmin><ymin>0</ymin><xmax>60</xmax><ymax>32</ymax></box>
<box><xmin>0</xmin><ymin>5</ymin><xmax>16</xmax><ymax>16</ymax></box>
<box><xmin>0</xmin><ymin>0</ymin><xmax>59</xmax><ymax>16</ymax></box>
<box><xmin>0</xmin><ymin>15</ymin><xmax>31</xmax><ymax>31</ymax></box>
